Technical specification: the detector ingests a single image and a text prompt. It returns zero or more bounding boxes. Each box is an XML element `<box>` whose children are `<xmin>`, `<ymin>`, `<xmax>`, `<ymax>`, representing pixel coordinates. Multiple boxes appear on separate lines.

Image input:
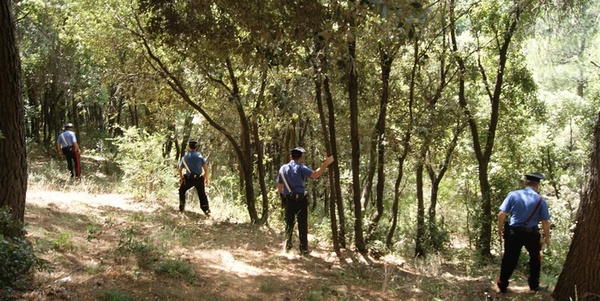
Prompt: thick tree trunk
<box><xmin>553</xmin><ymin>110</ymin><xmax>600</xmax><ymax>301</ymax></box>
<box><xmin>0</xmin><ymin>0</ymin><xmax>28</xmax><ymax>232</ymax></box>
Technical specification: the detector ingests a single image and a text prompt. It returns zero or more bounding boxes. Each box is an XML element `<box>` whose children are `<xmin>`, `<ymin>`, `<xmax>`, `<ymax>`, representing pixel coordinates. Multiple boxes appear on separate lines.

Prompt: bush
<box><xmin>112</xmin><ymin>127</ymin><xmax>178</xmax><ymax>200</ymax></box>
<box><xmin>155</xmin><ymin>259</ymin><xmax>197</xmax><ymax>283</ymax></box>
<box><xmin>0</xmin><ymin>207</ymin><xmax>50</xmax><ymax>293</ymax></box>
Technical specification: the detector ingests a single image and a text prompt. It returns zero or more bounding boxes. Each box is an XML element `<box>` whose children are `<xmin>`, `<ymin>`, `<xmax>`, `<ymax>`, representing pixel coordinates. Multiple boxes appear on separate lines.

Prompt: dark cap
<box><xmin>188</xmin><ymin>139</ymin><xmax>198</xmax><ymax>147</ymax></box>
<box><xmin>290</xmin><ymin>147</ymin><xmax>306</xmax><ymax>154</ymax></box>
<box><xmin>64</xmin><ymin>123</ymin><xmax>74</xmax><ymax>129</ymax></box>
<box><xmin>525</xmin><ymin>172</ymin><xmax>545</xmax><ymax>183</ymax></box>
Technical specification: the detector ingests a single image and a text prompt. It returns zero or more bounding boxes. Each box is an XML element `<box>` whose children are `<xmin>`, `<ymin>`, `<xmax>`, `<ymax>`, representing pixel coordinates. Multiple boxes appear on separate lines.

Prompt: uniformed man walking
<box><xmin>277</xmin><ymin>147</ymin><xmax>334</xmax><ymax>255</ymax></box>
<box><xmin>178</xmin><ymin>139</ymin><xmax>210</xmax><ymax>217</ymax></box>
<box><xmin>55</xmin><ymin>123</ymin><xmax>80</xmax><ymax>178</ymax></box>
<box><xmin>497</xmin><ymin>172</ymin><xmax>551</xmax><ymax>293</ymax></box>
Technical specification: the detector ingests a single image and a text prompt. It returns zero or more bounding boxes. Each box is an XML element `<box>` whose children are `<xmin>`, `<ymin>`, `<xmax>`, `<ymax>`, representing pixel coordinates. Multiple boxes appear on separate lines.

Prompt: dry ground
<box><xmin>8</xmin><ymin>154</ymin><xmax>555</xmax><ymax>301</ymax></box>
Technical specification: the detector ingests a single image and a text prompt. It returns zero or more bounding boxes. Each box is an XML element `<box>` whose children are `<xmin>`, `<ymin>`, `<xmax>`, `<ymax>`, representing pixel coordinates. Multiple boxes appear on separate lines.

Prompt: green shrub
<box><xmin>155</xmin><ymin>258</ymin><xmax>197</xmax><ymax>283</ymax></box>
<box><xmin>112</xmin><ymin>127</ymin><xmax>178</xmax><ymax>200</ymax></box>
<box><xmin>100</xmin><ymin>288</ymin><xmax>134</xmax><ymax>301</ymax></box>
<box><xmin>117</xmin><ymin>226</ymin><xmax>161</xmax><ymax>269</ymax></box>
<box><xmin>0</xmin><ymin>207</ymin><xmax>50</xmax><ymax>293</ymax></box>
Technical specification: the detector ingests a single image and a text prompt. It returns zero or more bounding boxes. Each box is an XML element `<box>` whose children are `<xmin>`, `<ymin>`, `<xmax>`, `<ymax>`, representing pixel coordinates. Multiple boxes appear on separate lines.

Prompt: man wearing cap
<box><xmin>55</xmin><ymin>123</ymin><xmax>80</xmax><ymax>178</ymax></box>
<box><xmin>277</xmin><ymin>147</ymin><xmax>334</xmax><ymax>255</ymax></box>
<box><xmin>496</xmin><ymin>172</ymin><xmax>551</xmax><ymax>293</ymax></box>
<box><xmin>178</xmin><ymin>139</ymin><xmax>210</xmax><ymax>217</ymax></box>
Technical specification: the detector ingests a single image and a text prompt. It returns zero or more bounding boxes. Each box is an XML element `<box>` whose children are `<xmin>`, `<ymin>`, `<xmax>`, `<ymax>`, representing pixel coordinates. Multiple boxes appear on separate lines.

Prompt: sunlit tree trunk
<box><xmin>553</xmin><ymin>110</ymin><xmax>600</xmax><ymax>301</ymax></box>
<box><xmin>0</xmin><ymin>0</ymin><xmax>28</xmax><ymax>233</ymax></box>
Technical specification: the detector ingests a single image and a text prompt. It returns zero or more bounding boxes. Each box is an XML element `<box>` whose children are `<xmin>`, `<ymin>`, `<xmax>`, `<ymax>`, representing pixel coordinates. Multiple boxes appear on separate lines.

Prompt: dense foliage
<box><xmin>0</xmin><ymin>207</ymin><xmax>49</xmax><ymax>294</ymax></box>
<box><xmin>12</xmin><ymin>0</ymin><xmax>600</xmax><ymax>269</ymax></box>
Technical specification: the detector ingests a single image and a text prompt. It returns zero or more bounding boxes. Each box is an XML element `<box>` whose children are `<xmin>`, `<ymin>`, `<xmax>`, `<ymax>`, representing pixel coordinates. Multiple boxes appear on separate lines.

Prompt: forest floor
<box><xmin>8</xmin><ymin>154</ymin><xmax>555</xmax><ymax>301</ymax></box>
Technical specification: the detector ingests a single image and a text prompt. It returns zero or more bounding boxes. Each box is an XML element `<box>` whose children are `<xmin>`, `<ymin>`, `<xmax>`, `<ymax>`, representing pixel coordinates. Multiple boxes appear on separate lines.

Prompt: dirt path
<box><xmin>14</xmin><ymin>187</ymin><xmax>553</xmax><ymax>301</ymax></box>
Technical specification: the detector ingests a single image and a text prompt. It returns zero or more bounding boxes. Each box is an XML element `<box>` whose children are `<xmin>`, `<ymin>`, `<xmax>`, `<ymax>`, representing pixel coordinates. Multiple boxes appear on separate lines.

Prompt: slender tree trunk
<box><xmin>348</xmin><ymin>36</ymin><xmax>366</xmax><ymax>252</ymax></box>
<box><xmin>323</xmin><ymin>69</ymin><xmax>346</xmax><ymax>249</ymax></box>
<box><xmin>366</xmin><ymin>45</ymin><xmax>394</xmax><ymax>240</ymax></box>
<box><xmin>449</xmin><ymin>0</ymin><xmax>520</xmax><ymax>256</ymax></box>
<box><xmin>314</xmin><ymin>59</ymin><xmax>340</xmax><ymax>251</ymax></box>
<box><xmin>426</xmin><ymin>122</ymin><xmax>463</xmax><ymax>250</ymax></box>
<box><xmin>415</xmin><ymin>148</ymin><xmax>426</xmax><ymax>257</ymax></box>
<box><xmin>553</xmin><ymin>110</ymin><xmax>600</xmax><ymax>301</ymax></box>
<box><xmin>387</xmin><ymin>156</ymin><xmax>405</xmax><ymax>247</ymax></box>
<box><xmin>26</xmin><ymin>78</ymin><xmax>40</xmax><ymax>142</ymax></box>
<box><xmin>255</xmin><ymin>67</ymin><xmax>269</xmax><ymax>224</ymax></box>
<box><xmin>0</xmin><ymin>0</ymin><xmax>28</xmax><ymax>232</ymax></box>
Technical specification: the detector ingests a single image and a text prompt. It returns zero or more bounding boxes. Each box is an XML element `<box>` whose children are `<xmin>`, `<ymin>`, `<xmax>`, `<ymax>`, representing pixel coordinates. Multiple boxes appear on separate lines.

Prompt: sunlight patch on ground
<box><xmin>26</xmin><ymin>189</ymin><xmax>159</xmax><ymax>213</ymax></box>
<box><xmin>194</xmin><ymin>249</ymin><xmax>265</xmax><ymax>276</ymax></box>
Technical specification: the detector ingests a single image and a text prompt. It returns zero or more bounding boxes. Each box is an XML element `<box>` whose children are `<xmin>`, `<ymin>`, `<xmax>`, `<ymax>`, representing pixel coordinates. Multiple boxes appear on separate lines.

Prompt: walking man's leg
<box><xmin>284</xmin><ymin>202</ymin><xmax>296</xmax><ymax>251</ymax></box>
<box><xmin>498</xmin><ymin>234</ymin><xmax>524</xmax><ymax>292</ymax></box>
<box><xmin>195</xmin><ymin>177</ymin><xmax>210</xmax><ymax>215</ymax></box>
<box><xmin>297</xmin><ymin>198</ymin><xmax>309</xmax><ymax>253</ymax></box>
<box><xmin>179</xmin><ymin>180</ymin><xmax>192</xmax><ymax>212</ymax></box>
<box><xmin>524</xmin><ymin>232</ymin><xmax>542</xmax><ymax>290</ymax></box>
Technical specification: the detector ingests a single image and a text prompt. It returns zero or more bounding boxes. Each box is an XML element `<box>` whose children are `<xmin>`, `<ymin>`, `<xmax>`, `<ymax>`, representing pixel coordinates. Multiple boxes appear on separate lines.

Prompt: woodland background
<box><xmin>2</xmin><ymin>0</ymin><xmax>600</xmax><ymax>300</ymax></box>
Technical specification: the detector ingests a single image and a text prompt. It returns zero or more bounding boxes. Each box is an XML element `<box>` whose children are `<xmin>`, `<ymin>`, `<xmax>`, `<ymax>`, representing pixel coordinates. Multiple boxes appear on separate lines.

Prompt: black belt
<box><xmin>512</xmin><ymin>226</ymin><xmax>538</xmax><ymax>233</ymax></box>
<box><xmin>184</xmin><ymin>174</ymin><xmax>203</xmax><ymax>179</ymax></box>
<box><xmin>288</xmin><ymin>193</ymin><xmax>305</xmax><ymax>200</ymax></box>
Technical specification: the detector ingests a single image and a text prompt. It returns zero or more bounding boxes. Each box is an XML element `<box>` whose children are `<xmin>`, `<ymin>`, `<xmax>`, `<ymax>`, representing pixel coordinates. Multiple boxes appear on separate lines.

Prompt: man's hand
<box><xmin>324</xmin><ymin>155</ymin><xmax>335</xmax><ymax>166</ymax></box>
<box><xmin>280</xmin><ymin>194</ymin><xmax>287</xmax><ymax>208</ymax></box>
<box><xmin>58</xmin><ymin>152</ymin><xmax>63</xmax><ymax>158</ymax></box>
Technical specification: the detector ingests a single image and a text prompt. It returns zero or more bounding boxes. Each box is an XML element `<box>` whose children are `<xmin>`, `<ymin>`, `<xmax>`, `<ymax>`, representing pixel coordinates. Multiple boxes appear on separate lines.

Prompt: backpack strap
<box><xmin>524</xmin><ymin>196</ymin><xmax>543</xmax><ymax>226</ymax></box>
<box><xmin>60</xmin><ymin>132</ymin><xmax>69</xmax><ymax>147</ymax></box>
<box><xmin>279</xmin><ymin>167</ymin><xmax>292</xmax><ymax>195</ymax></box>
<box><xmin>181</xmin><ymin>155</ymin><xmax>204</xmax><ymax>176</ymax></box>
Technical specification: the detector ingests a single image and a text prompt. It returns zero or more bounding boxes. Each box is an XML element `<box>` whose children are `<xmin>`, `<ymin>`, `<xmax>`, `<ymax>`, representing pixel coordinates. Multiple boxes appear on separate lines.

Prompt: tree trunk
<box><xmin>255</xmin><ymin>67</ymin><xmax>269</xmax><ymax>224</ymax></box>
<box><xmin>366</xmin><ymin>44</ymin><xmax>394</xmax><ymax>240</ymax></box>
<box><xmin>323</xmin><ymin>68</ymin><xmax>346</xmax><ymax>249</ymax></box>
<box><xmin>415</xmin><ymin>158</ymin><xmax>426</xmax><ymax>257</ymax></box>
<box><xmin>449</xmin><ymin>0</ymin><xmax>520</xmax><ymax>256</ymax></box>
<box><xmin>348</xmin><ymin>36</ymin><xmax>366</xmax><ymax>252</ymax></box>
<box><xmin>26</xmin><ymin>77</ymin><xmax>41</xmax><ymax>142</ymax></box>
<box><xmin>552</xmin><ymin>110</ymin><xmax>600</xmax><ymax>301</ymax></box>
<box><xmin>0</xmin><ymin>0</ymin><xmax>28</xmax><ymax>232</ymax></box>
<box><xmin>314</xmin><ymin>65</ymin><xmax>340</xmax><ymax>252</ymax></box>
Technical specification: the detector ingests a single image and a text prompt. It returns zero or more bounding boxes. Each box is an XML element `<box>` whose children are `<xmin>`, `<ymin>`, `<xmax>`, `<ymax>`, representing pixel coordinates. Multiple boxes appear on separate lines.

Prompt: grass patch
<box><xmin>99</xmin><ymin>288</ymin><xmax>133</xmax><ymax>301</ymax></box>
<box><xmin>154</xmin><ymin>258</ymin><xmax>197</xmax><ymax>283</ymax></box>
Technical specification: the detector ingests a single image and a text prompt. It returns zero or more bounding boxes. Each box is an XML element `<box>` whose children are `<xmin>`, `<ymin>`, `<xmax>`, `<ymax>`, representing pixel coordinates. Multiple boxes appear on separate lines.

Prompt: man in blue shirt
<box><xmin>55</xmin><ymin>123</ymin><xmax>80</xmax><ymax>178</ymax></box>
<box><xmin>497</xmin><ymin>172</ymin><xmax>551</xmax><ymax>293</ymax></box>
<box><xmin>178</xmin><ymin>139</ymin><xmax>210</xmax><ymax>217</ymax></box>
<box><xmin>277</xmin><ymin>147</ymin><xmax>334</xmax><ymax>255</ymax></box>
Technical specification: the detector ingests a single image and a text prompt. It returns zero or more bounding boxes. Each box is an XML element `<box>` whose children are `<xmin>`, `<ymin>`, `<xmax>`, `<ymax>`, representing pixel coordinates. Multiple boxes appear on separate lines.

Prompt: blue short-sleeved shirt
<box><xmin>179</xmin><ymin>151</ymin><xmax>207</xmax><ymax>176</ymax></box>
<box><xmin>56</xmin><ymin>130</ymin><xmax>77</xmax><ymax>147</ymax></box>
<box><xmin>277</xmin><ymin>160</ymin><xmax>314</xmax><ymax>194</ymax></box>
<box><xmin>499</xmin><ymin>186</ymin><xmax>550</xmax><ymax>228</ymax></box>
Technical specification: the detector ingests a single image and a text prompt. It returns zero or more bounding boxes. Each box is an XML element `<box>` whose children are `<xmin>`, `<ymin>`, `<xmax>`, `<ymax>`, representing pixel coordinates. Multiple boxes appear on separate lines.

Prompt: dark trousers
<box><xmin>499</xmin><ymin>230</ymin><xmax>542</xmax><ymax>290</ymax></box>
<box><xmin>179</xmin><ymin>176</ymin><xmax>209</xmax><ymax>214</ymax></box>
<box><xmin>284</xmin><ymin>194</ymin><xmax>309</xmax><ymax>252</ymax></box>
<box><xmin>62</xmin><ymin>147</ymin><xmax>78</xmax><ymax>177</ymax></box>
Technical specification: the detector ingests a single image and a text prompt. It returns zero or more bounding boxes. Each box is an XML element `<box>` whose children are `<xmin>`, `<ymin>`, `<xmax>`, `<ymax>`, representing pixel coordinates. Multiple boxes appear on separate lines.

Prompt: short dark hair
<box><xmin>291</xmin><ymin>151</ymin><xmax>303</xmax><ymax>160</ymax></box>
<box><xmin>290</xmin><ymin>147</ymin><xmax>306</xmax><ymax>160</ymax></box>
